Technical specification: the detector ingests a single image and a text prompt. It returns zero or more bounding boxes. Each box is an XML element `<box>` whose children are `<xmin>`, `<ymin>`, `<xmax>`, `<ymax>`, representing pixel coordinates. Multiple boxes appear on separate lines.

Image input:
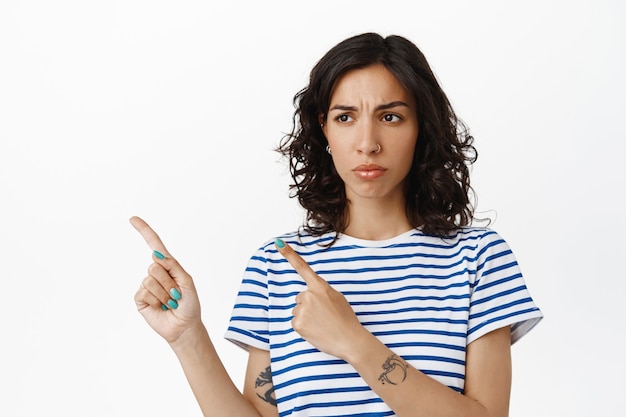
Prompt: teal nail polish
<box><xmin>275</xmin><ymin>238</ymin><xmax>285</xmax><ymax>249</ymax></box>
<box><xmin>161</xmin><ymin>304</ymin><xmax>168</xmax><ymax>311</ymax></box>
<box><xmin>153</xmin><ymin>250</ymin><xmax>165</xmax><ymax>260</ymax></box>
<box><xmin>167</xmin><ymin>299</ymin><xmax>178</xmax><ymax>309</ymax></box>
<box><xmin>170</xmin><ymin>288</ymin><xmax>182</xmax><ymax>300</ymax></box>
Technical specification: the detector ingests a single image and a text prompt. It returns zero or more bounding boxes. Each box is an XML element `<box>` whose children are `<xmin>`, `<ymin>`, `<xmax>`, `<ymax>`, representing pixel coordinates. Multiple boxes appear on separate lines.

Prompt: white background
<box><xmin>1</xmin><ymin>1</ymin><xmax>624</xmax><ymax>415</ymax></box>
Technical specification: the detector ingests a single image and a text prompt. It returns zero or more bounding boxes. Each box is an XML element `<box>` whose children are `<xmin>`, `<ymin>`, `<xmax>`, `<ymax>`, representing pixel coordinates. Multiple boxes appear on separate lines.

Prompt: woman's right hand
<box><xmin>130</xmin><ymin>216</ymin><xmax>203</xmax><ymax>345</ymax></box>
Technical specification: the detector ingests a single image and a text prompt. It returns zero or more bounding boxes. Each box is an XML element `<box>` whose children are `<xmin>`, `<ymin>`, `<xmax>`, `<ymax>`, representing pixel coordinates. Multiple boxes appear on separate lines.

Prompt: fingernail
<box><xmin>161</xmin><ymin>304</ymin><xmax>168</xmax><ymax>311</ymax></box>
<box><xmin>275</xmin><ymin>238</ymin><xmax>285</xmax><ymax>249</ymax></box>
<box><xmin>170</xmin><ymin>288</ymin><xmax>182</xmax><ymax>300</ymax></box>
<box><xmin>153</xmin><ymin>250</ymin><xmax>165</xmax><ymax>259</ymax></box>
<box><xmin>167</xmin><ymin>299</ymin><xmax>178</xmax><ymax>309</ymax></box>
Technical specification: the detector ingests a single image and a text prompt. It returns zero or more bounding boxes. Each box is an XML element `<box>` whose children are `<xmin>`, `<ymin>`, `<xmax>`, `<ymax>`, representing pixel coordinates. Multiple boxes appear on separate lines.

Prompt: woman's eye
<box><xmin>336</xmin><ymin>114</ymin><xmax>352</xmax><ymax>123</ymax></box>
<box><xmin>382</xmin><ymin>114</ymin><xmax>401</xmax><ymax>122</ymax></box>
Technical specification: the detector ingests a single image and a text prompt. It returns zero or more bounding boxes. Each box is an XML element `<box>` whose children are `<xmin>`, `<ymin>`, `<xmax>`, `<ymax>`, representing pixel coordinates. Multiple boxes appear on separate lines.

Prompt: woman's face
<box><xmin>322</xmin><ymin>64</ymin><xmax>419</xmax><ymax>206</ymax></box>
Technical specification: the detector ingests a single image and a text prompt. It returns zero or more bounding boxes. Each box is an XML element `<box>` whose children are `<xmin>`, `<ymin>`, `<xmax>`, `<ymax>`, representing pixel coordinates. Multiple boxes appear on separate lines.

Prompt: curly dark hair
<box><xmin>277</xmin><ymin>32</ymin><xmax>478</xmax><ymax>240</ymax></box>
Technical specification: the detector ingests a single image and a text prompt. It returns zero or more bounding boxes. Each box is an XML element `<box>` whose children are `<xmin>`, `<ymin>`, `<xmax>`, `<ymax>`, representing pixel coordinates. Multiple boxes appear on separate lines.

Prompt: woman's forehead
<box><xmin>329</xmin><ymin>64</ymin><xmax>414</xmax><ymax>109</ymax></box>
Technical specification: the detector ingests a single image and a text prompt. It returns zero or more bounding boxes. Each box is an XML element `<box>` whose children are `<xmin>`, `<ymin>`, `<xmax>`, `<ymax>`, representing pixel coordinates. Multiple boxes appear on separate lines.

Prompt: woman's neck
<box><xmin>342</xmin><ymin>196</ymin><xmax>415</xmax><ymax>241</ymax></box>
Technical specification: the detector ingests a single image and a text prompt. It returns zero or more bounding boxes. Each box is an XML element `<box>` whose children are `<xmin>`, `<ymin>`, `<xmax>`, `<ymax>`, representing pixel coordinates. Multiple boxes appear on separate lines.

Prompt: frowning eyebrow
<box><xmin>329</xmin><ymin>101</ymin><xmax>410</xmax><ymax>112</ymax></box>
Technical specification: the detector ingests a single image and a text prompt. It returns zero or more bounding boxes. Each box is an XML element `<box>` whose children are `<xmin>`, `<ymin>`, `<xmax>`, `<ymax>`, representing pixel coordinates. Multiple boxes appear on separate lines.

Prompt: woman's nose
<box><xmin>356</xmin><ymin>122</ymin><xmax>381</xmax><ymax>154</ymax></box>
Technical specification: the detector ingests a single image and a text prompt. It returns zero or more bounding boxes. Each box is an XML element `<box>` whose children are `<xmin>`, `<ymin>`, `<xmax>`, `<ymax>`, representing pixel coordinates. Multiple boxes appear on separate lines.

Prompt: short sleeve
<box><xmin>467</xmin><ymin>231</ymin><xmax>543</xmax><ymax>345</ymax></box>
<box><xmin>224</xmin><ymin>246</ymin><xmax>271</xmax><ymax>351</ymax></box>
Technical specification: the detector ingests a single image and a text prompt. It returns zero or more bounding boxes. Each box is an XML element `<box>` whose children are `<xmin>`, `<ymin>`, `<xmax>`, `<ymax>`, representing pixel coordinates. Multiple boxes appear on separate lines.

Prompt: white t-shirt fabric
<box><xmin>225</xmin><ymin>227</ymin><xmax>543</xmax><ymax>417</ymax></box>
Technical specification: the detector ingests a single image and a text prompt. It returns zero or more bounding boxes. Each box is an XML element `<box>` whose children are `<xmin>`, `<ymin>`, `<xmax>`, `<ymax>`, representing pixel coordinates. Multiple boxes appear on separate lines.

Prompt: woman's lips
<box><xmin>352</xmin><ymin>164</ymin><xmax>387</xmax><ymax>180</ymax></box>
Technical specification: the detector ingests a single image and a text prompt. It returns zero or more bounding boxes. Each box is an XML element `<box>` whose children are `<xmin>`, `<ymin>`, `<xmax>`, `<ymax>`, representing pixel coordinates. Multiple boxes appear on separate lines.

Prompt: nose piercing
<box><xmin>374</xmin><ymin>144</ymin><xmax>382</xmax><ymax>153</ymax></box>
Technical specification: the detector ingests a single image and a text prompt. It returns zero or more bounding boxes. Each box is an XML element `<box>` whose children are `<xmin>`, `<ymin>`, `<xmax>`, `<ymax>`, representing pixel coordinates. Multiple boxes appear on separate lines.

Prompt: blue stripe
<box><xmin>270</xmin><ymin>335</ymin><xmax>303</xmax><ymax>349</ymax></box>
<box><xmin>269</xmin><ymin>316</ymin><xmax>295</xmax><ymax>323</ymax></box>
<box><xmin>269</xmin><ymin>290</ymin><xmax>300</xmax><ymax>299</ymax></box>
<box><xmin>269</xmin><ymin>268</ymin><xmax>473</xmax><ymax>287</ymax></box>
<box><xmin>269</xmin><ymin>328</ymin><xmax>298</xmax><ymax>338</ymax></box>
<box><xmin>474</xmin><ymin>274</ymin><xmax>522</xmax><ymax>292</ymax></box>
<box><xmin>350</xmin><ymin>293</ymin><xmax>469</xmax><ymax>306</ymax></box>
<box><xmin>470</xmin><ymin>297</ymin><xmax>533</xmax><ymax>320</ymax></box>
<box><xmin>278</xmin><ymin>385</ymin><xmax>372</xmax><ymax>404</ymax></box>
<box><xmin>288</xmin><ymin>397</ymin><xmax>384</xmax><ymax>413</ymax></box>
<box><xmin>249</xmin><ymin>255</ymin><xmax>267</xmax><ymax>263</ymax></box>
<box><xmin>334</xmin><ymin>411</ymin><xmax>395</xmax><ymax>417</ymax></box>
<box><xmin>240</xmin><ymin>278</ymin><xmax>267</xmax><ymax>289</ymax></box>
<box><xmin>269</xmin><ymin>303</ymin><xmax>297</xmax><ymax>311</ymax></box>
<box><xmin>356</xmin><ymin>305</ymin><xmax>469</xmax><ymax>316</ymax></box>
<box><xmin>342</xmin><ymin>280</ymin><xmax>469</xmax><ymax>296</ymax></box>
<box><xmin>230</xmin><ymin>315</ymin><xmax>268</xmax><ymax>322</ymax></box>
<box><xmin>477</xmin><ymin>248</ymin><xmax>512</xmax><ymax>273</ymax></box>
<box><xmin>468</xmin><ymin>307</ymin><xmax>540</xmax><ymax>337</ymax></box>
<box><xmin>386</xmin><ymin>341</ymin><xmax>466</xmax><ymax>352</ymax></box>
<box><xmin>373</xmin><ymin>328</ymin><xmax>466</xmax><ymax>339</ymax></box>
<box><xmin>423</xmin><ymin>369</ymin><xmax>466</xmax><ymax>379</ymax></box>
<box><xmin>233</xmin><ymin>303</ymin><xmax>268</xmax><ymax>311</ymax></box>
<box><xmin>272</xmin><ymin>359</ymin><xmax>347</xmax><ymax>377</ymax></box>
<box><xmin>472</xmin><ymin>286</ymin><xmax>528</xmax><ymax>309</ymax></box>
<box><xmin>236</xmin><ymin>291</ymin><xmax>267</xmax><ymax>300</ymax></box>
<box><xmin>475</xmin><ymin>237</ymin><xmax>506</xmax><ymax>262</ymax></box>
<box><xmin>267</xmin><ymin>279</ymin><xmax>303</xmax><ymax>287</ymax></box>
<box><xmin>360</xmin><ymin>316</ymin><xmax>467</xmax><ymax>327</ymax></box>
<box><xmin>225</xmin><ymin>327</ymin><xmax>268</xmax><ymax>345</ymax></box>
<box><xmin>272</xmin><ymin>347</ymin><xmax>319</xmax><ymax>363</ymax></box>
<box><xmin>481</xmin><ymin>261</ymin><xmax>519</xmax><ymax>278</ymax></box>
<box><xmin>244</xmin><ymin>266</ymin><xmax>267</xmax><ymax>277</ymax></box>
<box><xmin>404</xmin><ymin>355</ymin><xmax>465</xmax><ymax>366</ymax></box>
<box><xmin>274</xmin><ymin>372</ymin><xmax>361</xmax><ymax>390</ymax></box>
<box><xmin>269</xmin><ymin>257</ymin><xmax>474</xmax><ymax>276</ymax></box>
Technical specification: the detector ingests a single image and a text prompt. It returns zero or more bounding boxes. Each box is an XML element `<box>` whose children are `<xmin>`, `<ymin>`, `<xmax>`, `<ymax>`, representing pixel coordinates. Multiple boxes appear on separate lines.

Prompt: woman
<box><xmin>132</xmin><ymin>32</ymin><xmax>542</xmax><ymax>417</ymax></box>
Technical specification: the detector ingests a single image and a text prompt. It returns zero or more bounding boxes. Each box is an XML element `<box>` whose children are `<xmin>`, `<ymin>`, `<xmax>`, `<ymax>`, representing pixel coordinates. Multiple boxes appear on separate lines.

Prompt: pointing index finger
<box><xmin>275</xmin><ymin>238</ymin><xmax>324</xmax><ymax>287</ymax></box>
<box><xmin>130</xmin><ymin>216</ymin><xmax>172</xmax><ymax>258</ymax></box>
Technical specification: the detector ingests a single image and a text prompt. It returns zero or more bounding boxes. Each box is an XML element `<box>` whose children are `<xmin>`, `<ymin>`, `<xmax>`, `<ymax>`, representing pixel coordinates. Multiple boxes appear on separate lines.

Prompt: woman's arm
<box><xmin>243</xmin><ymin>347</ymin><xmax>280</xmax><ymax>417</ymax></box>
<box><xmin>169</xmin><ymin>324</ymin><xmax>263</xmax><ymax>417</ymax></box>
<box><xmin>345</xmin><ymin>325</ymin><xmax>511</xmax><ymax>417</ymax></box>
<box><xmin>130</xmin><ymin>216</ymin><xmax>263</xmax><ymax>417</ymax></box>
<box><xmin>172</xmin><ymin>336</ymin><xmax>279</xmax><ymax>417</ymax></box>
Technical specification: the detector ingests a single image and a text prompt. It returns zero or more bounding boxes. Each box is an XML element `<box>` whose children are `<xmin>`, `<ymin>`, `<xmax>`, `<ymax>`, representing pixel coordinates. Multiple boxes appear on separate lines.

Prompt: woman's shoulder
<box><xmin>409</xmin><ymin>227</ymin><xmax>512</xmax><ymax>254</ymax></box>
<box><xmin>453</xmin><ymin>226</ymin><xmax>504</xmax><ymax>240</ymax></box>
<box><xmin>415</xmin><ymin>226</ymin><xmax>502</xmax><ymax>242</ymax></box>
<box><xmin>450</xmin><ymin>227</ymin><xmax>518</xmax><ymax>258</ymax></box>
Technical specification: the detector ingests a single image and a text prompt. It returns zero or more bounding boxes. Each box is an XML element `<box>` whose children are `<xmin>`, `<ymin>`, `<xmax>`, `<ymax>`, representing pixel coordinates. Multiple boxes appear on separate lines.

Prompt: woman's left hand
<box><xmin>275</xmin><ymin>239</ymin><xmax>370</xmax><ymax>360</ymax></box>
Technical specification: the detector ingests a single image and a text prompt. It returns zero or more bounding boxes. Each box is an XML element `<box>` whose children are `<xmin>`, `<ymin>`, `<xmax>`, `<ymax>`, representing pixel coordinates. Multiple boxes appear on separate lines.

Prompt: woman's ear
<box><xmin>318</xmin><ymin>114</ymin><xmax>326</xmax><ymax>127</ymax></box>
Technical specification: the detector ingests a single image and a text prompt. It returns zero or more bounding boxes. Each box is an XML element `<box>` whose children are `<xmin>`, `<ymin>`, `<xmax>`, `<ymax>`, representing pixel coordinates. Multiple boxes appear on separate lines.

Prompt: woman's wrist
<box><xmin>342</xmin><ymin>327</ymin><xmax>381</xmax><ymax>366</ymax></box>
<box><xmin>168</xmin><ymin>321</ymin><xmax>211</xmax><ymax>354</ymax></box>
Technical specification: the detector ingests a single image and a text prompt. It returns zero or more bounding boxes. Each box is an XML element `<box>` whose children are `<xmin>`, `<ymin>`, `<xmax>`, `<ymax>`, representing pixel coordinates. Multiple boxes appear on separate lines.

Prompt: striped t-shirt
<box><xmin>225</xmin><ymin>227</ymin><xmax>542</xmax><ymax>417</ymax></box>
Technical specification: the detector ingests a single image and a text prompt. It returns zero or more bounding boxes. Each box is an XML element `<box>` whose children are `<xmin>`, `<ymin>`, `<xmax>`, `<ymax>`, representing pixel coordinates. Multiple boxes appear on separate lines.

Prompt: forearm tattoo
<box><xmin>378</xmin><ymin>354</ymin><xmax>409</xmax><ymax>385</ymax></box>
<box><xmin>255</xmin><ymin>366</ymin><xmax>277</xmax><ymax>406</ymax></box>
